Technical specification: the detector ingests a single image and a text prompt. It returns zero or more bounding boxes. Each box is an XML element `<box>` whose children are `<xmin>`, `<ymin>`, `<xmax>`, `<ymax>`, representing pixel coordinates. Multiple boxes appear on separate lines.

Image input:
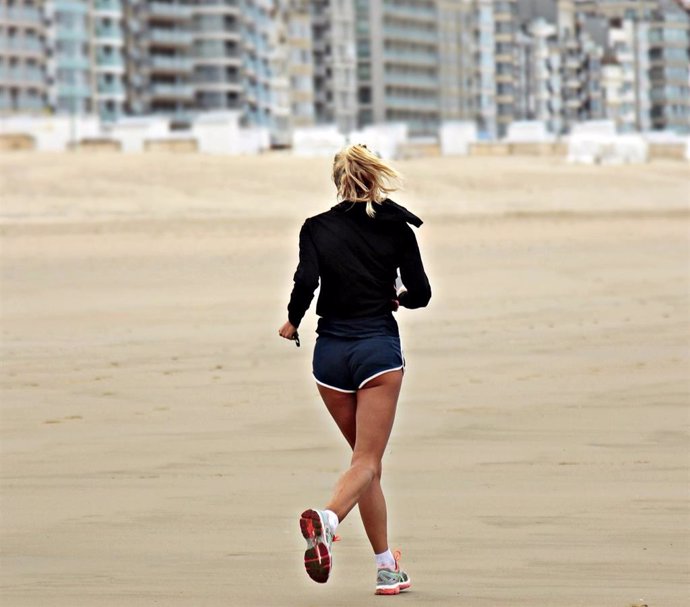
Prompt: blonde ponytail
<box><xmin>332</xmin><ymin>144</ymin><xmax>402</xmax><ymax>217</ymax></box>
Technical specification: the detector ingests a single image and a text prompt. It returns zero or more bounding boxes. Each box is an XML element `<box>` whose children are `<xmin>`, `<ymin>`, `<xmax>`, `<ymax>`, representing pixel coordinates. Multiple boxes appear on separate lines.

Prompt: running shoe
<box><xmin>299</xmin><ymin>508</ymin><xmax>337</xmax><ymax>584</ymax></box>
<box><xmin>375</xmin><ymin>550</ymin><xmax>411</xmax><ymax>595</ymax></box>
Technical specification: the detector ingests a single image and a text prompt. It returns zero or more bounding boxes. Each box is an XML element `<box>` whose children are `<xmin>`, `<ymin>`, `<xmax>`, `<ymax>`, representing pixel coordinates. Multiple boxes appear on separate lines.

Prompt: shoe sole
<box><xmin>375</xmin><ymin>580</ymin><xmax>411</xmax><ymax>595</ymax></box>
<box><xmin>300</xmin><ymin>509</ymin><xmax>331</xmax><ymax>584</ymax></box>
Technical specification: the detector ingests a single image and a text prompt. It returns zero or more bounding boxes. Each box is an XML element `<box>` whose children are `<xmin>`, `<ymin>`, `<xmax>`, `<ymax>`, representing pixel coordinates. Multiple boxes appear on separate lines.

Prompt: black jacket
<box><xmin>287</xmin><ymin>199</ymin><xmax>431</xmax><ymax>328</ymax></box>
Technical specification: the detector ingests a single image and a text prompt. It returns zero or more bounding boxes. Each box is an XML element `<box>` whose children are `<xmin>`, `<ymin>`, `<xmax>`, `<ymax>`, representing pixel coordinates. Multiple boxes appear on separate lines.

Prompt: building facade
<box><xmin>0</xmin><ymin>0</ymin><xmax>47</xmax><ymax>113</ymax></box>
<box><xmin>647</xmin><ymin>0</ymin><xmax>689</xmax><ymax>133</ymax></box>
<box><xmin>1</xmin><ymin>0</ymin><xmax>688</xmax><ymax>138</ymax></box>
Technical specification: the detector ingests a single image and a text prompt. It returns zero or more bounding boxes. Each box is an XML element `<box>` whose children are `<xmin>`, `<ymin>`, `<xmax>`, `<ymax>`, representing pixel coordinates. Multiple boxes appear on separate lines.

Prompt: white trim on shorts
<box><xmin>313</xmin><ymin>374</ymin><xmax>356</xmax><ymax>394</ymax></box>
<box><xmin>358</xmin><ymin>365</ymin><xmax>404</xmax><ymax>389</ymax></box>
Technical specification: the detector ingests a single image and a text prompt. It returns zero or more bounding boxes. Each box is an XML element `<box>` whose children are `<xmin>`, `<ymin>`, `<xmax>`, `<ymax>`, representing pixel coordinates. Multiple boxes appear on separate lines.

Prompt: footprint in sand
<box><xmin>43</xmin><ymin>419</ymin><xmax>62</xmax><ymax>424</ymax></box>
<box><xmin>64</xmin><ymin>415</ymin><xmax>83</xmax><ymax>420</ymax></box>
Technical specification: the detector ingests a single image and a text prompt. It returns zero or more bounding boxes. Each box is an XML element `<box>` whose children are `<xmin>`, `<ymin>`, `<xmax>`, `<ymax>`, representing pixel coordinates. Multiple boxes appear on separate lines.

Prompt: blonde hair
<box><xmin>332</xmin><ymin>144</ymin><xmax>402</xmax><ymax>217</ymax></box>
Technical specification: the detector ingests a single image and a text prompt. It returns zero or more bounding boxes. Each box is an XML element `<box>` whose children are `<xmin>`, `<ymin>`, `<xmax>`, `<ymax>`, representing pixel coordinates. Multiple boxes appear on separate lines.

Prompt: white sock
<box><xmin>375</xmin><ymin>549</ymin><xmax>396</xmax><ymax>569</ymax></box>
<box><xmin>324</xmin><ymin>509</ymin><xmax>339</xmax><ymax>532</ymax></box>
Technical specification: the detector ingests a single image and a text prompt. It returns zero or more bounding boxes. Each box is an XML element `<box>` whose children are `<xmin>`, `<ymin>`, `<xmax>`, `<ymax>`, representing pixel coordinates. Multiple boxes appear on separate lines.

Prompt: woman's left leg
<box><xmin>317</xmin><ymin>384</ymin><xmax>391</xmax><ymax>554</ymax></box>
<box><xmin>325</xmin><ymin>370</ymin><xmax>402</xmax><ymax>522</ymax></box>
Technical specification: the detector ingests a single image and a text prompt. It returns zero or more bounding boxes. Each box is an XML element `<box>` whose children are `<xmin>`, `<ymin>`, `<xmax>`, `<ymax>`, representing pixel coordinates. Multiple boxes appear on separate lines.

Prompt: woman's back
<box><xmin>287</xmin><ymin>199</ymin><xmax>431</xmax><ymax>328</ymax></box>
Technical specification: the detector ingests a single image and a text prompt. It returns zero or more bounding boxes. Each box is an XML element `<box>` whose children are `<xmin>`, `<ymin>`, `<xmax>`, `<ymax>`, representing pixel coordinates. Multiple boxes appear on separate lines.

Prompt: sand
<box><xmin>1</xmin><ymin>153</ymin><xmax>688</xmax><ymax>606</ymax></box>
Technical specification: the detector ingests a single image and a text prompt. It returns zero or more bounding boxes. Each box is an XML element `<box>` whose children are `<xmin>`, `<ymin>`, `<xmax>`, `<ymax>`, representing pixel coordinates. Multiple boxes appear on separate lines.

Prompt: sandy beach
<box><xmin>1</xmin><ymin>153</ymin><xmax>688</xmax><ymax>606</ymax></box>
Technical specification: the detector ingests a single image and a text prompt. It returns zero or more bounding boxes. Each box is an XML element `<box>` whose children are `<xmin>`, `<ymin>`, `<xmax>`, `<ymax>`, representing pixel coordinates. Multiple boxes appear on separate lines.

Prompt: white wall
<box><xmin>0</xmin><ymin>115</ymin><xmax>100</xmax><ymax>151</ymax></box>
<box><xmin>439</xmin><ymin>121</ymin><xmax>478</xmax><ymax>156</ymax></box>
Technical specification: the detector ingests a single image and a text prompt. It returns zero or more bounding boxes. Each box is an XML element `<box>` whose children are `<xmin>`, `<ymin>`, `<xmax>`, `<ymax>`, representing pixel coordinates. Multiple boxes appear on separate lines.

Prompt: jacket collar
<box><xmin>332</xmin><ymin>199</ymin><xmax>423</xmax><ymax>227</ymax></box>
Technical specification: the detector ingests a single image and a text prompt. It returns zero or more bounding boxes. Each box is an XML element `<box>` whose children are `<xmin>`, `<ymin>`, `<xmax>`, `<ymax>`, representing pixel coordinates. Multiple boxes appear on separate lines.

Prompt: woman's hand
<box><xmin>391</xmin><ymin>289</ymin><xmax>407</xmax><ymax>312</ymax></box>
<box><xmin>278</xmin><ymin>320</ymin><xmax>298</xmax><ymax>341</ymax></box>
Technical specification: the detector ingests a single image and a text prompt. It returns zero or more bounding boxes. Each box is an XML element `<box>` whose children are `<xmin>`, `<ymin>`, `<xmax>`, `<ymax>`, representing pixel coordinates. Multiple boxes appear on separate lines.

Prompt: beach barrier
<box><xmin>505</xmin><ymin>120</ymin><xmax>555</xmax><ymax>143</ymax></box>
<box><xmin>0</xmin><ymin>115</ymin><xmax>100</xmax><ymax>151</ymax></box>
<box><xmin>469</xmin><ymin>142</ymin><xmax>511</xmax><ymax>156</ymax></box>
<box><xmin>71</xmin><ymin>138</ymin><xmax>122</xmax><ymax>152</ymax></box>
<box><xmin>191</xmin><ymin>112</ymin><xmax>269</xmax><ymax>155</ymax></box>
<box><xmin>0</xmin><ymin>133</ymin><xmax>35</xmax><ymax>151</ymax></box>
<box><xmin>292</xmin><ymin>126</ymin><xmax>347</xmax><ymax>157</ymax></box>
<box><xmin>567</xmin><ymin>120</ymin><xmax>648</xmax><ymax>164</ymax></box>
<box><xmin>648</xmin><ymin>143</ymin><xmax>687</xmax><ymax>161</ymax></box>
<box><xmin>644</xmin><ymin>132</ymin><xmax>690</xmax><ymax>162</ymax></box>
<box><xmin>144</xmin><ymin>137</ymin><xmax>198</xmax><ymax>153</ymax></box>
<box><xmin>439</xmin><ymin>121</ymin><xmax>477</xmax><ymax>156</ymax></box>
<box><xmin>347</xmin><ymin>123</ymin><xmax>408</xmax><ymax>159</ymax></box>
<box><xmin>397</xmin><ymin>139</ymin><xmax>441</xmax><ymax>159</ymax></box>
<box><xmin>109</xmin><ymin>117</ymin><xmax>169</xmax><ymax>153</ymax></box>
<box><xmin>508</xmin><ymin>142</ymin><xmax>565</xmax><ymax>156</ymax></box>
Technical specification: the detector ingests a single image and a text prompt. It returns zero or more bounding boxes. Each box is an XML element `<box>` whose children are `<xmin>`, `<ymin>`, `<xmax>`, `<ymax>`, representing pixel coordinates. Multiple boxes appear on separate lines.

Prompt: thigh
<box><xmin>317</xmin><ymin>384</ymin><xmax>357</xmax><ymax>449</ymax></box>
<box><xmin>353</xmin><ymin>370</ymin><xmax>403</xmax><ymax>461</ymax></box>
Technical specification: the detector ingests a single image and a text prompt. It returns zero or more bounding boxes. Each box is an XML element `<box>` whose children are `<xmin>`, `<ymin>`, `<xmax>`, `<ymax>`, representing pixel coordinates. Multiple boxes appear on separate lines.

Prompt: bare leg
<box><xmin>317</xmin><ymin>383</ymin><xmax>394</xmax><ymax>554</ymax></box>
<box><xmin>317</xmin><ymin>371</ymin><xmax>403</xmax><ymax>552</ymax></box>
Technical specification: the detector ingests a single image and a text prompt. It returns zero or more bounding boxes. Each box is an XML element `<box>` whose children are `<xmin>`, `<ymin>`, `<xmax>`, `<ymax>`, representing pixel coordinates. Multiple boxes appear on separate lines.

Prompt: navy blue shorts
<box><xmin>312</xmin><ymin>334</ymin><xmax>405</xmax><ymax>393</ymax></box>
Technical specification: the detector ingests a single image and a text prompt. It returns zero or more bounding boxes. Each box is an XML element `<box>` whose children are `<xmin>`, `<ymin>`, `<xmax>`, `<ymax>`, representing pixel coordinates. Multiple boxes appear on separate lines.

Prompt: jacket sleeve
<box><xmin>397</xmin><ymin>224</ymin><xmax>431</xmax><ymax>309</ymax></box>
<box><xmin>287</xmin><ymin>219</ymin><xmax>320</xmax><ymax>328</ymax></box>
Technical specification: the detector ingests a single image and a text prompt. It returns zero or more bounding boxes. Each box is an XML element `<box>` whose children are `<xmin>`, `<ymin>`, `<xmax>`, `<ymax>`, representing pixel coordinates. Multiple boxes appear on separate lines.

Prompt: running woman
<box><xmin>278</xmin><ymin>144</ymin><xmax>431</xmax><ymax>595</ymax></box>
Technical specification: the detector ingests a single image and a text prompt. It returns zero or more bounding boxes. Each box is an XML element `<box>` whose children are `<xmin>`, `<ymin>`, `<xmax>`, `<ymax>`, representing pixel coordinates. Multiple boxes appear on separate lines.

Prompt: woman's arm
<box><xmin>286</xmin><ymin>219</ymin><xmax>320</xmax><ymax>329</ymax></box>
<box><xmin>397</xmin><ymin>224</ymin><xmax>431</xmax><ymax>309</ymax></box>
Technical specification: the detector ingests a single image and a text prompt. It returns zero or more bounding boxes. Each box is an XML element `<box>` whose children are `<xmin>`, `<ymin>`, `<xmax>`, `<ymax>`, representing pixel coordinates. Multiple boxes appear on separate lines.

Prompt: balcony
<box><xmin>54</xmin><ymin>0</ymin><xmax>88</xmax><ymax>14</ymax></box>
<box><xmin>149</xmin><ymin>83</ymin><xmax>195</xmax><ymax>98</ymax></box>
<box><xmin>382</xmin><ymin>2</ymin><xmax>436</xmax><ymax>22</ymax></box>
<box><xmin>56</xmin><ymin>27</ymin><xmax>89</xmax><ymax>41</ymax></box>
<box><xmin>0</xmin><ymin>68</ymin><xmax>44</xmax><ymax>85</ymax></box>
<box><xmin>97</xmin><ymin>55</ymin><xmax>126</xmax><ymax>70</ymax></box>
<box><xmin>1</xmin><ymin>37</ymin><xmax>45</xmax><ymax>56</ymax></box>
<box><xmin>95</xmin><ymin>26</ymin><xmax>124</xmax><ymax>42</ymax></box>
<box><xmin>384</xmin><ymin>73</ymin><xmax>438</xmax><ymax>89</ymax></box>
<box><xmin>58</xmin><ymin>84</ymin><xmax>91</xmax><ymax>97</ymax></box>
<box><xmin>97</xmin><ymin>82</ymin><xmax>126</xmax><ymax>96</ymax></box>
<box><xmin>150</xmin><ymin>56</ymin><xmax>193</xmax><ymax>72</ymax></box>
<box><xmin>384</xmin><ymin>95</ymin><xmax>439</xmax><ymax>109</ymax></box>
<box><xmin>194</xmin><ymin>0</ymin><xmax>241</xmax><ymax>13</ymax></box>
<box><xmin>194</xmin><ymin>79</ymin><xmax>242</xmax><ymax>92</ymax></box>
<box><xmin>94</xmin><ymin>0</ymin><xmax>123</xmax><ymax>14</ymax></box>
<box><xmin>57</xmin><ymin>55</ymin><xmax>90</xmax><ymax>70</ymax></box>
<box><xmin>149</xmin><ymin>29</ymin><xmax>194</xmax><ymax>47</ymax></box>
<box><xmin>383</xmin><ymin>26</ymin><xmax>437</xmax><ymax>44</ymax></box>
<box><xmin>193</xmin><ymin>22</ymin><xmax>241</xmax><ymax>40</ymax></box>
<box><xmin>383</xmin><ymin>49</ymin><xmax>437</xmax><ymax>66</ymax></box>
<box><xmin>4</xmin><ymin>6</ymin><xmax>43</xmax><ymax>25</ymax></box>
<box><xmin>149</xmin><ymin>2</ymin><xmax>193</xmax><ymax>21</ymax></box>
<box><xmin>194</xmin><ymin>49</ymin><xmax>241</xmax><ymax>64</ymax></box>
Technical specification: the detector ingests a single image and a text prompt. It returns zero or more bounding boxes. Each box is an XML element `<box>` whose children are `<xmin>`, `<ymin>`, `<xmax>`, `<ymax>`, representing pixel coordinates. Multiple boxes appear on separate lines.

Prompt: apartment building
<box><xmin>353</xmin><ymin>0</ymin><xmax>441</xmax><ymax>136</ymax></box>
<box><xmin>436</xmin><ymin>0</ymin><xmax>470</xmax><ymax>122</ymax></box>
<box><xmin>123</xmin><ymin>0</ymin><xmax>194</xmax><ymax>118</ymax></box>
<box><xmin>647</xmin><ymin>0</ymin><xmax>689</xmax><ymax>133</ymax></box>
<box><xmin>311</xmin><ymin>0</ymin><xmax>356</xmax><ymax>133</ymax></box>
<box><xmin>515</xmin><ymin>17</ymin><xmax>563</xmax><ymax>134</ymax></box>
<box><xmin>0</xmin><ymin>0</ymin><xmax>47</xmax><ymax>113</ymax></box>
<box><xmin>600</xmin><ymin>18</ymin><xmax>641</xmax><ymax>132</ymax></box>
<box><xmin>92</xmin><ymin>0</ymin><xmax>126</xmax><ymax>121</ymax></box>
<box><xmin>193</xmin><ymin>0</ymin><xmax>244</xmax><ymax>115</ymax></box>
<box><xmin>493</xmin><ymin>0</ymin><xmax>518</xmax><ymax>136</ymax></box>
